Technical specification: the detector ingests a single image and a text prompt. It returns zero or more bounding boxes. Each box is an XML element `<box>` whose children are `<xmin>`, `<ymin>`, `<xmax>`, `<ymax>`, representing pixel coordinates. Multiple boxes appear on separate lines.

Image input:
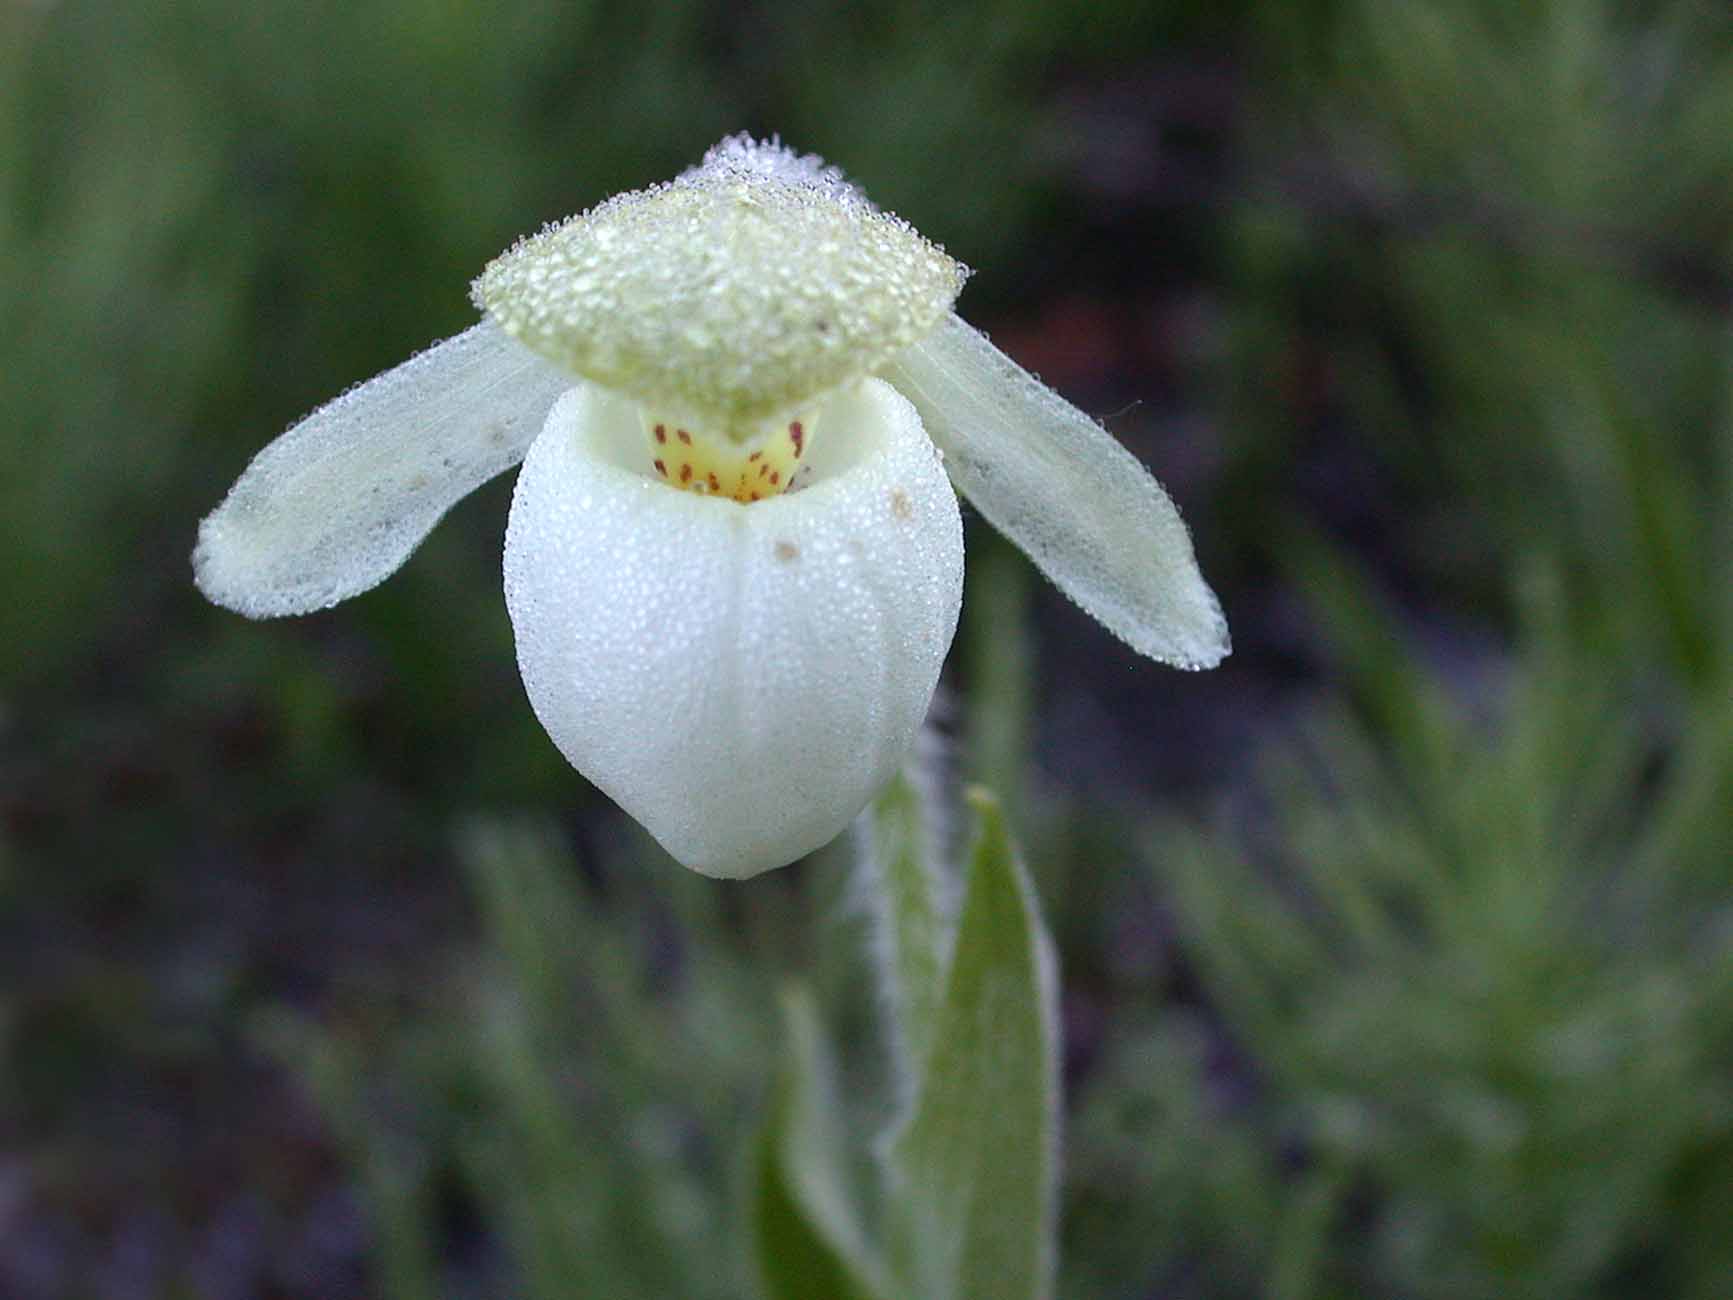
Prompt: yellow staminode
<box><xmin>643</xmin><ymin>411</ymin><xmax>811</xmax><ymax>503</ymax></box>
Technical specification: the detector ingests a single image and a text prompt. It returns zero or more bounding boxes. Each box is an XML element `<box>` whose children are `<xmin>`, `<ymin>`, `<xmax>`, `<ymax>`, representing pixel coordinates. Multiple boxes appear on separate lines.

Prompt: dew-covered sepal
<box><xmin>472</xmin><ymin>135</ymin><xmax>967</xmax><ymax>438</ymax></box>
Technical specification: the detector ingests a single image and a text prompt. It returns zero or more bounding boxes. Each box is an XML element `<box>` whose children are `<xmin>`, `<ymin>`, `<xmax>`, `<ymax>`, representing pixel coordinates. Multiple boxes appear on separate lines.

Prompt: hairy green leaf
<box><xmin>858</xmin><ymin>763</ymin><xmax>951</xmax><ymax>1079</ymax></box>
<box><xmin>886</xmin><ymin>788</ymin><xmax>1059</xmax><ymax>1300</ymax></box>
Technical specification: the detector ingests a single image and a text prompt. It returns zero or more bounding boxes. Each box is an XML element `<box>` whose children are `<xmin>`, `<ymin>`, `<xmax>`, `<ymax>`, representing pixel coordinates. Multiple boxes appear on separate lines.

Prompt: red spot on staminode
<box><xmin>654</xmin><ymin>459</ymin><xmax>667</xmax><ymax>476</ymax></box>
<box><xmin>707</xmin><ymin>472</ymin><xmax>721</xmax><ymax>492</ymax></box>
<box><xmin>749</xmin><ymin>450</ymin><xmax>762</xmax><ymax>462</ymax></box>
<box><xmin>677</xmin><ymin>429</ymin><xmax>692</xmax><ymax>445</ymax></box>
<box><xmin>680</xmin><ymin>464</ymin><xmax>692</xmax><ymax>483</ymax></box>
<box><xmin>654</xmin><ymin>424</ymin><xmax>667</xmax><ymax>443</ymax></box>
<box><xmin>789</xmin><ymin>422</ymin><xmax>804</xmax><ymax>455</ymax></box>
<box><xmin>758</xmin><ymin>463</ymin><xmax>768</xmax><ymax>479</ymax></box>
<box><xmin>769</xmin><ymin>470</ymin><xmax>781</xmax><ymax>485</ymax></box>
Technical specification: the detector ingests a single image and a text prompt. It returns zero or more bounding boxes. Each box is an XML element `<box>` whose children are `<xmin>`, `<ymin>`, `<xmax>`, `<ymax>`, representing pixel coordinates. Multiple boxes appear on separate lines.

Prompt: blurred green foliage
<box><xmin>1077</xmin><ymin>562</ymin><xmax>1733</xmax><ymax>1298</ymax></box>
<box><xmin>4</xmin><ymin>0</ymin><xmax>1733</xmax><ymax>1296</ymax></box>
<box><xmin>265</xmin><ymin>819</ymin><xmax>789</xmax><ymax>1300</ymax></box>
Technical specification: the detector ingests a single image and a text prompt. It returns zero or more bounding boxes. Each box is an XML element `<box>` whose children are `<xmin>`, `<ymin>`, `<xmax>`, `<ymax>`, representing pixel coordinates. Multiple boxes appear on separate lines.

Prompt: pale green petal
<box><xmin>884</xmin><ymin>312</ymin><xmax>1230</xmax><ymax>668</ymax></box>
<box><xmin>194</xmin><ymin>320</ymin><xmax>573</xmax><ymax>618</ymax></box>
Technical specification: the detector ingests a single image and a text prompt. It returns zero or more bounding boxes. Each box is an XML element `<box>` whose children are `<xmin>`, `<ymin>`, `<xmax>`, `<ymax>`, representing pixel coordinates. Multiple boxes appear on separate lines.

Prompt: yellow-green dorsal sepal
<box><xmin>471</xmin><ymin>135</ymin><xmax>968</xmax><ymax>439</ymax></box>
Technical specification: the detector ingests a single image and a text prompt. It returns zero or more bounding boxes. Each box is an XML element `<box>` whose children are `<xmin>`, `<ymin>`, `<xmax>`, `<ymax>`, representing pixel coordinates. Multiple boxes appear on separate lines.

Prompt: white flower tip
<box><xmin>1147</xmin><ymin>584</ymin><xmax>1231</xmax><ymax>671</ymax></box>
<box><xmin>471</xmin><ymin>134</ymin><xmax>968</xmax><ymax>434</ymax></box>
<box><xmin>192</xmin><ymin>506</ymin><xmax>355</xmax><ymax>618</ymax></box>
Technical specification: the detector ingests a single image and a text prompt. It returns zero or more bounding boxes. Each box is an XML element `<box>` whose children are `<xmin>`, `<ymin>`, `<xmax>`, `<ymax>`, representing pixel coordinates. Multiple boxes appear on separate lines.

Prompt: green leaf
<box><xmin>886</xmin><ymin>787</ymin><xmax>1059</xmax><ymax>1300</ymax></box>
<box><xmin>858</xmin><ymin>763</ymin><xmax>950</xmax><ymax>1077</ymax></box>
<box><xmin>753</xmin><ymin>987</ymin><xmax>886</xmax><ymax>1300</ymax></box>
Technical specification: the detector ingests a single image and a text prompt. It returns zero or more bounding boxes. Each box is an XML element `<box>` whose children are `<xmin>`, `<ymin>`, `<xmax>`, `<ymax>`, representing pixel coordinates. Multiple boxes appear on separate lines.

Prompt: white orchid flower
<box><xmin>194</xmin><ymin>135</ymin><xmax>1228</xmax><ymax>879</ymax></box>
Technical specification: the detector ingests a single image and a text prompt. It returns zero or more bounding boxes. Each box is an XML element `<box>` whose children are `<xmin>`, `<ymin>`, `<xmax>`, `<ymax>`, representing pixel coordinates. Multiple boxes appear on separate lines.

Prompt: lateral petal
<box><xmin>885</xmin><ymin>312</ymin><xmax>1228</xmax><ymax>668</ymax></box>
<box><xmin>194</xmin><ymin>319</ymin><xmax>573</xmax><ymax>618</ymax></box>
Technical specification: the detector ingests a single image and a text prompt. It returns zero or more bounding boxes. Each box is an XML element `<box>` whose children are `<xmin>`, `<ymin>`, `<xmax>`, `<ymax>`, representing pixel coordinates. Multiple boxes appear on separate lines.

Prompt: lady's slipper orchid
<box><xmin>195</xmin><ymin>135</ymin><xmax>1228</xmax><ymax>879</ymax></box>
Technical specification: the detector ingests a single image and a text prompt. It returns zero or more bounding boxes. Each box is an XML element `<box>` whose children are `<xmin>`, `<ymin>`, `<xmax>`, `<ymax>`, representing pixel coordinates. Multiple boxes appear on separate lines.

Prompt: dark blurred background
<box><xmin>4</xmin><ymin>1</ymin><xmax>1732</xmax><ymax>1296</ymax></box>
